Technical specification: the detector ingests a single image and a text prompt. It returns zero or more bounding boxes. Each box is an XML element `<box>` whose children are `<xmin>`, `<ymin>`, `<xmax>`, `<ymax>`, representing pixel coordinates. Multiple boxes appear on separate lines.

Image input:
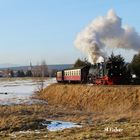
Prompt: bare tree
<box><xmin>40</xmin><ymin>60</ymin><xmax>48</xmax><ymax>77</ymax></box>
<box><xmin>34</xmin><ymin>60</ymin><xmax>48</xmax><ymax>92</ymax></box>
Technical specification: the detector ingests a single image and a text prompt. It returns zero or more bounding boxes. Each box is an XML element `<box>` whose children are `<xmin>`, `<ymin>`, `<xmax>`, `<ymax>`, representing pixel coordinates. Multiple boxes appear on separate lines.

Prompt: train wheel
<box><xmin>102</xmin><ymin>80</ymin><xmax>107</xmax><ymax>85</ymax></box>
<box><xmin>95</xmin><ymin>79</ymin><xmax>101</xmax><ymax>85</ymax></box>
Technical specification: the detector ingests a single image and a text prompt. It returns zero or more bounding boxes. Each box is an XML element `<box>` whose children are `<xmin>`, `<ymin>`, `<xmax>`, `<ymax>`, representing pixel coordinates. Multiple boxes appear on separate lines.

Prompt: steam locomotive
<box><xmin>56</xmin><ymin>61</ymin><xmax>131</xmax><ymax>85</ymax></box>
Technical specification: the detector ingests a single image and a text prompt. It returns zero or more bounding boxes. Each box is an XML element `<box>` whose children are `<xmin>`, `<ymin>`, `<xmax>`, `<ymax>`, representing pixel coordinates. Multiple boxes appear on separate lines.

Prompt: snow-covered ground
<box><xmin>0</xmin><ymin>78</ymin><xmax>56</xmax><ymax>105</ymax></box>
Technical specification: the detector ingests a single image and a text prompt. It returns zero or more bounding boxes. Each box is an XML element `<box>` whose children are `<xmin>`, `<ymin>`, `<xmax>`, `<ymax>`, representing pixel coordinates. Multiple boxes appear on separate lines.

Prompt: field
<box><xmin>1</xmin><ymin>103</ymin><xmax>140</xmax><ymax>139</ymax></box>
<box><xmin>0</xmin><ymin>79</ymin><xmax>140</xmax><ymax>139</ymax></box>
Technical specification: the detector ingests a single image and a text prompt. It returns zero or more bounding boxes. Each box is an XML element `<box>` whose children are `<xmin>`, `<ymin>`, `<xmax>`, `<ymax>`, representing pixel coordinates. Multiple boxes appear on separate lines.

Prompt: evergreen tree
<box><xmin>26</xmin><ymin>70</ymin><xmax>32</xmax><ymax>77</ymax></box>
<box><xmin>20</xmin><ymin>70</ymin><xmax>25</xmax><ymax>77</ymax></box>
<box><xmin>17</xmin><ymin>70</ymin><xmax>25</xmax><ymax>77</ymax></box>
<box><xmin>108</xmin><ymin>53</ymin><xmax>125</xmax><ymax>65</ymax></box>
<box><xmin>131</xmin><ymin>53</ymin><xmax>140</xmax><ymax>77</ymax></box>
<box><xmin>107</xmin><ymin>53</ymin><xmax>132</xmax><ymax>83</ymax></box>
<box><xmin>17</xmin><ymin>70</ymin><xmax>21</xmax><ymax>77</ymax></box>
<box><xmin>74</xmin><ymin>58</ymin><xmax>91</xmax><ymax>67</ymax></box>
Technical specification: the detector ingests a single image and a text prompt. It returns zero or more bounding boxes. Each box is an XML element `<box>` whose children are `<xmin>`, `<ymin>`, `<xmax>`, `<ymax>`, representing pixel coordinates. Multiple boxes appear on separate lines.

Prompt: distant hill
<box><xmin>0</xmin><ymin>64</ymin><xmax>73</xmax><ymax>71</ymax></box>
<box><xmin>47</xmin><ymin>64</ymin><xmax>73</xmax><ymax>70</ymax></box>
<box><xmin>0</xmin><ymin>63</ymin><xmax>19</xmax><ymax>68</ymax></box>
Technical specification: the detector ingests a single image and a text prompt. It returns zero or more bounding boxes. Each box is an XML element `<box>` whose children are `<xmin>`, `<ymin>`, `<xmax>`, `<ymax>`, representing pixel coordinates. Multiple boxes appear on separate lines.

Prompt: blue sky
<box><xmin>0</xmin><ymin>0</ymin><xmax>140</xmax><ymax>65</ymax></box>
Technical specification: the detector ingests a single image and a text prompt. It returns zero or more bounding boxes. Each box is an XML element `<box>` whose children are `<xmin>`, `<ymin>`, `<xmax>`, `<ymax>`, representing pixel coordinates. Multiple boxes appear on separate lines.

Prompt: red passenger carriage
<box><xmin>56</xmin><ymin>66</ymin><xmax>90</xmax><ymax>83</ymax></box>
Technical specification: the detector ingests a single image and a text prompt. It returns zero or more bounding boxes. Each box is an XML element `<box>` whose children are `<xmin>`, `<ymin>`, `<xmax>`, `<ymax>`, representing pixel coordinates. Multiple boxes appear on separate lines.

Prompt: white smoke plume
<box><xmin>74</xmin><ymin>9</ymin><xmax>140</xmax><ymax>64</ymax></box>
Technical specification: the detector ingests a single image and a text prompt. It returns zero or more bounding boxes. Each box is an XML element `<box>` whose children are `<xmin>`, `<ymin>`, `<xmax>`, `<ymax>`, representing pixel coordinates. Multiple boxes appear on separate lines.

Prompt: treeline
<box><xmin>2</xmin><ymin>61</ymin><xmax>57</xmax><ymax>78</ymax></box>
<box><xmin>8</xmin><ymin>69</ymin><xmax>57</xmax><ymax>78</ymax></box>
<box><xmin>74</xmin><ymin>52</ymin><xmax>140</xmax><ymax>78</ymax></box>
<box><xmin>13</xmin><ymin>70</ymin><xmax>32</xmax><ymax>77</ymax></box>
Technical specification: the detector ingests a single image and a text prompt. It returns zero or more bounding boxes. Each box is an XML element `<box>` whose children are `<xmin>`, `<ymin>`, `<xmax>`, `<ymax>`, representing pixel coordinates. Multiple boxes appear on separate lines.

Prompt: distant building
<box><xmin>0</xmin><ymin>69</ymin><xmax>12</xmax><ymax>77</ymax></box>
<box><xmin>0</xmin><ymin>71</ymin><xmax>3</xmax><ymax>77</ymax></box>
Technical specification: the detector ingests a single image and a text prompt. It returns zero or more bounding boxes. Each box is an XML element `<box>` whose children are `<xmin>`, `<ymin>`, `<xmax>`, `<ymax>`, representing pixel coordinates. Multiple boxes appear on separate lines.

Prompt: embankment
<box><xmin>38</xmin><ymin>84</ymin><xmax>140</xmax><ymax>120</ymax></box>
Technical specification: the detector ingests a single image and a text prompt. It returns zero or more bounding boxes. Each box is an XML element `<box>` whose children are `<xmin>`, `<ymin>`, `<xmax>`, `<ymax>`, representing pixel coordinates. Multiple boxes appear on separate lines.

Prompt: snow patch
<box><xmin>42</xmin><ymin>120</ymin><xmax>82</xmax><ymax>131</ymax></box>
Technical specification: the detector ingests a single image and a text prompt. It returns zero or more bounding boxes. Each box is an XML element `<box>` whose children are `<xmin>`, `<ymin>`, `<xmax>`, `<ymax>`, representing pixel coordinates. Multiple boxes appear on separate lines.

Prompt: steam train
<box><xmin>56</xmin><ymin>61</ymin><xmax>131</xmax><ymax>85</ymax></box>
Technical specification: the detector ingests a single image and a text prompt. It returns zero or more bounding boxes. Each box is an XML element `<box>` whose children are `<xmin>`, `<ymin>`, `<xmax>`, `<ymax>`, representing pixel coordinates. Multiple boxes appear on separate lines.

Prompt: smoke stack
<box><xmin>74</xmin><ymin>9</ymin><xmax>140</xmax><ymax>64</ymax></box>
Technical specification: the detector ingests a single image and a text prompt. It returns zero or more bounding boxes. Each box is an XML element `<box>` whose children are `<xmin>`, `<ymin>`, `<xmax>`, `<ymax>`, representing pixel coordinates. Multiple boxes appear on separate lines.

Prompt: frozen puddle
<box><xmin>0</xmin><ymin>78</ymin><xmax>56</xmax><ymax>105</ymax></box>
<box><xmin>42</xmin><ymin>120</ymin><xmax>82</xmax><ymax>131</ymax></box>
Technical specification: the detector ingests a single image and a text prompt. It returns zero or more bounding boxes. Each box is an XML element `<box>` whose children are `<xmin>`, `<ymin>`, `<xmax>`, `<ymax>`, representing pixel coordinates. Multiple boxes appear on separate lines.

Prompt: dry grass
<box><xmin>38</xmin><ymin>84</ymin><xmax>140</xmax><ymax>121</ymax></box>
<box><xmin>0</xmin><ymin>104</ymin><xmax>48</xmax><ymax>132</ymax></box>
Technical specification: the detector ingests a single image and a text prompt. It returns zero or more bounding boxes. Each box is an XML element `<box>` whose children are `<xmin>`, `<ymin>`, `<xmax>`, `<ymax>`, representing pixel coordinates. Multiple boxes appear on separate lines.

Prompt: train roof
<box><xmin>57</xmin><ymin>65</ymin><xmax>90</xmax><ymax>72</ymax></box>
<box><xmin>64</xmin><ymin>65</ymin><xmax>90</xmax><ymax>70</ymax></box>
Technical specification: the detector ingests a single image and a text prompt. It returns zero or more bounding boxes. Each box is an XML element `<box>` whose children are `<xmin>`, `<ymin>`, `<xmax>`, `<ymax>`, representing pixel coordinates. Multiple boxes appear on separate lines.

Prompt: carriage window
<box><xmin>77</xmin><ymin>70</ymin><xmax>79</xmax><ymax>75</ymax></box>
<box><xmin>74</xmin><ymin>71</ymin><xmax>76</xmax><ymax>76</ymax></box>
<box><xmin>58</xmin><ymin>72</ymin><xmax>61</xmax><ymax>76</ymax></box>
<box><xmin>58</xmin><ymin>72</ymin><xmax>60</xmax><ymax>76</ymax></box>
<box><xmin>78</xmin><ymin>70</ymin><xmax>80</xmax><ymax>75</ymax></box>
